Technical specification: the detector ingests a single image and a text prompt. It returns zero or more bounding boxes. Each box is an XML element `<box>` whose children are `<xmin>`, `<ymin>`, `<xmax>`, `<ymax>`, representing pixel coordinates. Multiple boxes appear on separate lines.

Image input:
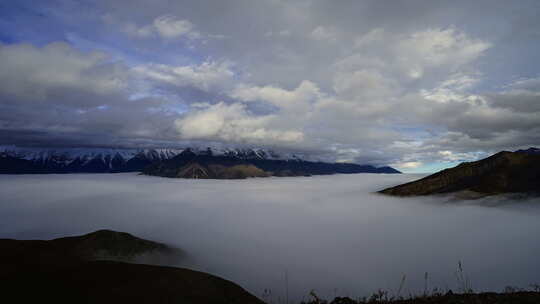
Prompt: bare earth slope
<box><xmin>379</xmin><ymin>150</ymin><xmax>540</xmax><ymax>197</ymax></box>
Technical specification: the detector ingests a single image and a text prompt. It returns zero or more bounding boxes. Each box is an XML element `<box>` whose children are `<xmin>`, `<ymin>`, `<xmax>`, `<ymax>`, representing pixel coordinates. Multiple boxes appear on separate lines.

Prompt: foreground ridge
<box><xmin>0</xmin><ymin>230</ymin><xmax>263</xmax><ymax>304</ymax></box>
<box><xmin>301</xmin><ymin>291</ymin><xmax>540</xmax><ymax>304</ymax></box>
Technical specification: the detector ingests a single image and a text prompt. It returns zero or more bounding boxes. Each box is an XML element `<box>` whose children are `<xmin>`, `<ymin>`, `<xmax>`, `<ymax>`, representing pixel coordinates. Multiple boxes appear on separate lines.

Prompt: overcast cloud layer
<box><xmin>1</xmin><ymin>1</ymin><xmax>540</xmax><ymax>171</ymax></box>
<box><xmin>1</xmin><ymin>173</ymin><xmax>539</xmax><ymax>300</ymax></box>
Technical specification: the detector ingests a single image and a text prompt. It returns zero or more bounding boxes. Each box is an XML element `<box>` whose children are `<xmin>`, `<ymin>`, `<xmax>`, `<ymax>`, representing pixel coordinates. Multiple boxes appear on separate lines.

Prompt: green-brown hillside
<box><xmin>379</xmin><ymin>149</ymin><xmax>540</xmax><ymax>197</ymax></box>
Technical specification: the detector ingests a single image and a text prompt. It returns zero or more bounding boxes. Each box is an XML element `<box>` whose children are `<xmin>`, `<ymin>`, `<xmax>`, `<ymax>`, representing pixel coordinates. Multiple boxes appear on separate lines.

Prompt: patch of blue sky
<box><xmin>0</xmin><ymin>4</ymin><xmax>61</xmax><ymax>45</ymax></box>
<box><xmin>0</xmin><ymin>1</ymin><xmax>209</xmax><ymax>69</ymax></box>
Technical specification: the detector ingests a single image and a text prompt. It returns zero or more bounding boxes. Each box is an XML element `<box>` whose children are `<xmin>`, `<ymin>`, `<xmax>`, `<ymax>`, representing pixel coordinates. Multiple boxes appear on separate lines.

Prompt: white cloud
<box><xmin>5</xmin><ymin>173</ymin><xmax>540</xmax><ymax>301</ymax></box>
<box><xmin>420</xmin><ymin>73</ymin><xmax>484</xmax><ymax>104</ymax></box>
<box><xmin>340</xmin><ymin>28</ymin><xmax>491</xmax><ymax>84</ymax></box>
<box><xmin>174</xmin><ymin>102</ymin><xmax>304</xmax><ymax>144</ymax></box>
<box><xmin>394</xmin><ymin>161</ymin><xmax>422</xmax><ymax>169</ymax></box>
<box><xmin>133</xmin><ymin>61</ymin><xmax>235</xmax><ymax>92</ymax></box>
<box><xmin>122</xmin><ymin>15</ymin><xmax>200</xmax><ymax>40</ymax></box>
<box><xmin>231</xmin><ymin>80</ymin><xmax>322</xmax><ymax>112</ymax></box>
<box><xmin>436</xmin><ymin>150</ymin><xmax>483</xmax><ymax>162</ymax></box>
<box><xmin>0</xmin><ymin>42</ymin><xmax>127</xmax><ymax>105</ymax></box>
<box><xmin>310</xmin><ymin>26</ymin><xmax>337</xmax><ymax>41</ymax></box>
<box><xmin>332</xmin><ymin>69</ymin><xmax>395</xmax><ymax>100</ymax></box>
<box><xmin>153</xmin><ymin>15</ymin><xmax>197</xmax><ymax>39</ymax></box>
<box><xmin>395</xmin><ymin>28</ymin><xmax>491</xmax><ymax>78</ymax></box>
<box><xmin>0</xmin><ymin>42</ymin><xmax>185</xmax><ymax>147</ymax></box>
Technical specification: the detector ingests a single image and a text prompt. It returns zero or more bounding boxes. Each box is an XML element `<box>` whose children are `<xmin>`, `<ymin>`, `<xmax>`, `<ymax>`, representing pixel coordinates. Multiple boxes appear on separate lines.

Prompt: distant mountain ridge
<box><xmin>0</xmin><ymin>146</ymin><xmax>181</xmax><ymax>173</ymax></box>
<box><xmin>0</xmin><ymin>146</ymin><xmax>400</xmax><ymax>175</ymax></box>
<box><xmin>379</xmin><ymin>148</ymin><xmax>540</xmax><ymax>197</ymax></box>
<box><xmin>143</xmin><ymin>148</ymin><xmax>400</xmax><ymax>179</ymax></box>
<box><xmin>515</xmin><ymin>147</ymin><xmax>540</xmax><ymax>155</ymax></box>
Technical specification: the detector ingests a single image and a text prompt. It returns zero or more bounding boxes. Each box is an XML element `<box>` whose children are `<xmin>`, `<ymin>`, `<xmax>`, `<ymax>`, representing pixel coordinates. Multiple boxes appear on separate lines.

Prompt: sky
<box><xmin>0</xmin><ymin>0</ymin><xmax>539</xmax><ymax>172</ymax></box>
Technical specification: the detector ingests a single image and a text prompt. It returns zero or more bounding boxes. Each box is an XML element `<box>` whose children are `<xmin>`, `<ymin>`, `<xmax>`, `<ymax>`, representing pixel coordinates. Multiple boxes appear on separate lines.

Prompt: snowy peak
<box><xmin>0</xmin><ymin>146</ymin><xmax>308</xmax><ymax>162</ymax></box>
<box><xmin>178</xmin><ymin>147</ymin><xmax>300</xmax><ymax>161</ymax></box>
<box><xmin>0</xmin><ymin>146</ymin><xmax>181</xmax><ymax>163</ymax></box>
<box><xmin>0</xmin><ymin>146</ymin><xmax>183</xmax><ymax>173</ymax></box>
<box><xmin>0</xmin><ymin>146</ymin><xmax>401</xmax><ymax>175</ymax></box>
<box><xmin>0</xmin><ymin>146</ymin><xmax>303</xmax><ymax>174</ymax></box>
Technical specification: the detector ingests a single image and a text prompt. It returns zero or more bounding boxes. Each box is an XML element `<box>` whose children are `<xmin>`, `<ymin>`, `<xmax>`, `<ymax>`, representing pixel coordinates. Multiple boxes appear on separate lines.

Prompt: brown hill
<box><xmin>173</xmin><ymin>162</ymin><xmax>269</xmax><ymax>179</ymax></box>
<box><xmin>0</xmin><ymin>230</ymin><xmax>263</xmax><ymax>304</ymax></box>
<box><xmin>379</xmin><ymin>150</ymin><xmax>540</xmax><ymax>197</ymax></box>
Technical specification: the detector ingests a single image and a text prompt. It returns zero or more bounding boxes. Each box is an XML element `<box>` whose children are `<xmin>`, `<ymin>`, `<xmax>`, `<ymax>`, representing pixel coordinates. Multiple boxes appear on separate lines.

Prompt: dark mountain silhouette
<box><xmin>516</xmin><ymin>147</ymin><xmax>540</xmax><ymax>154</ymax></box>
<box><xmin>379</xmin><ymin>149</ymin><xmax>540</xmax><ymax>197</ymax></box>
<box><xmin>143</xmin><ymin>148</ymin><xmax>400</xmax><ymax>179</ymax></box>
<box><xmin>0</xmin><ymin>148</ymin><xmax>179</xmax><ymax>173</ymax></box>
<box><xmin>0</xmin><ymin>146</ymin><xmax>399</xmax><ymax>176</ymax></box>
<box><xmin>0</xmin><ymin>154</ymin><xmax>39</xmax><ymax>173</ymax></box>
<box><xmin>0</xmin><ymin>230</ymin><xmax>263</xmax><ymax>304</ymax></box>
<box><xmin>51</xmin><ymin>229</ymin><xmax>183</xmax><ymax>263</ymax></box>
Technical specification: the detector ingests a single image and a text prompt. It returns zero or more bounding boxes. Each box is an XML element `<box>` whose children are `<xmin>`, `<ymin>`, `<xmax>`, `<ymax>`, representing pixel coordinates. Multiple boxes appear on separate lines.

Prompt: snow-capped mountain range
<box><xmin>0</xmin><ymin>146</ymin><xmax>342</xmax><ymax>174</ymax></box>
<box><xmin>1</xmin><ymin>146</ymin><xmax>180</xmax><ymax>164</ymax></box>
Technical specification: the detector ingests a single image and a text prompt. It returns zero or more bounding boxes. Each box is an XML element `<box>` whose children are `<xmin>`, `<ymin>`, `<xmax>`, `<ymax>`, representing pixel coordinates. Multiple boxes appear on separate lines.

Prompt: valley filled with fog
<box><xmin>1</xmin><ymin>173</ymin><xmax>539</xmax><ymax>301</ymax></box>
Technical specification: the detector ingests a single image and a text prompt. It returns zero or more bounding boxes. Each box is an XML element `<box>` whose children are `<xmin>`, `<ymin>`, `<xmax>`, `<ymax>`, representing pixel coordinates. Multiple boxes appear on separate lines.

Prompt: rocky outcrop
<box><xmin>379</xmin><ymin>150</ymin><xmax>540</xmax><ymax>197</ymax></box>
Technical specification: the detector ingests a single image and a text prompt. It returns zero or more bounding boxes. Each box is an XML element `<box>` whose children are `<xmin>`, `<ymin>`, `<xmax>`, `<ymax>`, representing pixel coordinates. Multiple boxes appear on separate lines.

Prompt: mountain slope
<box><xmin>379</xmin><ymin>149</ymin><xmax>540</xmax><ymax>197</ymax></box>
<box><xmin>0</xmin><ymin>230</ymin><xmax>263</xmax><ymax>304</ymax></box>
<box><xmin>143</xmin><ymin>148</ymin><xmax>400</xmax><ymax>179</ymax></box>
<box><xmin>0</xmin><ymin>229</ymin><xmax>180</xmax><ymax>264</ymax></box>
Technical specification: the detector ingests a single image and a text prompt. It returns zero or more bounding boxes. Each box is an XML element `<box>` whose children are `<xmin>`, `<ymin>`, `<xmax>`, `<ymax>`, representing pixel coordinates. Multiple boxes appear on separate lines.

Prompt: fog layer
<box><xmin>1</xmin><ymin>173</ymin><xmax>539</xmax><ymax>300</ymax></box>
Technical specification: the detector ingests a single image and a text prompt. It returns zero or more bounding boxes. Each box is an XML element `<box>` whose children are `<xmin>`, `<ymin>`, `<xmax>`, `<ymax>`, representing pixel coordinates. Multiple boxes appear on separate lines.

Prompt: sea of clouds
<box><xmin>1</xmin><ymin>173</ymin><xmax>539</xmax><ymax>301</ymax></box>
